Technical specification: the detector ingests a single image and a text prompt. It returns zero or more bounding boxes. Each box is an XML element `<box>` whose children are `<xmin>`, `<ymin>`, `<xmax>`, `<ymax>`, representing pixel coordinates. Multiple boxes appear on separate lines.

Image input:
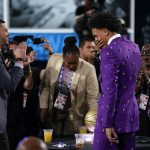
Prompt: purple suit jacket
<box><xmin>95</xmin><ymin>36</ymin><xmax>141</xmax><ymax>133</ymax></box>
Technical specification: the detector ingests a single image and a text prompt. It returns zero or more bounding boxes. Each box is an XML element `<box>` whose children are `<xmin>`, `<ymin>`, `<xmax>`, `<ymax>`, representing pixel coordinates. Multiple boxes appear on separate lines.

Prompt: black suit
<box><xmin>0</xmin><ymin>53</ymin><xmax>24</xmax><ymax>150</ymax></box>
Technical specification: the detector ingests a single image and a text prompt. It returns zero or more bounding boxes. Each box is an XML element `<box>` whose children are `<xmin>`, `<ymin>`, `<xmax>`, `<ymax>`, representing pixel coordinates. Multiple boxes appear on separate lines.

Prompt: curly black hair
<box><xmin>88</xmin><ymin>11</ymin><xmax>121</xmax><ymax>33</ymax></box>
<box><xmin>63</xmin><ymin>36</ymin><xmax>80</xmax><ymax>56</ymax></box>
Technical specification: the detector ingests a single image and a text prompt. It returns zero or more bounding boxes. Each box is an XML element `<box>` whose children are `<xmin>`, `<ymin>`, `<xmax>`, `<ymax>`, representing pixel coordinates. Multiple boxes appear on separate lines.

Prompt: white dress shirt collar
<box><xmin>108</xmin><ymin>34</ymin><xmax>121</xmax><ymax>45</ymax></box>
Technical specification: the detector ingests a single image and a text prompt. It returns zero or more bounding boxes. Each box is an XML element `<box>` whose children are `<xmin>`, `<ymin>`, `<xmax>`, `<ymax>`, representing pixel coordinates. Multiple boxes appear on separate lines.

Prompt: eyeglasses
<box><xmin>141</xmin><ymin>50</ymin><xmax>150</xmax><ymax>56</ymax></box>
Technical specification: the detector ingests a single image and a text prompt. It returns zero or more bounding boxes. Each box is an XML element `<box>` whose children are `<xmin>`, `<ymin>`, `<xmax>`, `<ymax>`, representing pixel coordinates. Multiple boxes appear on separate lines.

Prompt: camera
<box><xmin>13</xmin><ymin>35</ymin><xmax>44</xmax><ymax>44</ymax></box>
<box><xmin>11</xmin><ymin>35</ymin><xmax>44</xmax><ymax>44</ymax></box>
<box><xmin>1</xmin><ymin>45</ymin><xmax>14</xmax><ymax>69</ymax></box>
<box><xmin>1</xmin><ymin>35</ymin><xmax>44</xmax><ymax>69</ymax></box>
<box><xmin>1</xmin><ymin>46</ymin><xmax>13</xmax><ymax>59</ymax></box>
<box><xmin>1</xmin><ymin>35</ymin><xmax>44</xmax><ymax>59</ymax></box>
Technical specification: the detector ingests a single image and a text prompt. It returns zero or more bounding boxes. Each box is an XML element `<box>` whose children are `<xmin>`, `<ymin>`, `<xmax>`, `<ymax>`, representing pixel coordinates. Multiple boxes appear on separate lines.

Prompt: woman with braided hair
<box><xmin>39</xmin><ymin>36</ymin><xmax>99</xmax><ymax>135</ymax></box>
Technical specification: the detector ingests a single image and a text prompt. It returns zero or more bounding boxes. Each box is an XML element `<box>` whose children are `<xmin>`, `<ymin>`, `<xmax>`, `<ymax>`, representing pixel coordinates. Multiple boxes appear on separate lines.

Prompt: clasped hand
<box><xmin>105</xmin><ymin>128</ymin><xmax>119</xmax><ymax>144</ymax></box>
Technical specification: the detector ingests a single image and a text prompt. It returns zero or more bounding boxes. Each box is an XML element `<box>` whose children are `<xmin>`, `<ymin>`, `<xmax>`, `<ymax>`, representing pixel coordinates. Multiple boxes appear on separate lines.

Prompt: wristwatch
<box><xmin>49</xmin><ymin>52</ymin><xmax>53</xmax><ymax>55</ymax></box>
<box><xmin>15</xmin><ymin>58</ymin><xmax>23</xmax><ymax>61</ymax></box>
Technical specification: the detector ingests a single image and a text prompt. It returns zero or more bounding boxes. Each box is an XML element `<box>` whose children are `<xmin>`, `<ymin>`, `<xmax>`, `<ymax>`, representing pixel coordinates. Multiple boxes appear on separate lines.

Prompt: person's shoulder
<box><xmin>79</xmin><ymin>58</ymin><xmax>95</xmax><ymax>69</ymax></box>
<box><xmin>114</xmin><ymin>36</ymin><xmax>140</xmax><ymax>51</ymax></box>
<box><xmin>49</xmin><ymin>53</ymin><xmax>62</xmax><ymax>60</ymax></box>
<box><xmin>52</xmin><ymin>53</ymin><xmax>62</xmax><ymax>57</ymax></box>
<box><xmin>46</xmin><ymin>53</ymin><xmax>62</xmax><ymax>66</ymax></box>
<box><xmin>102</xmin><ymin>37</ymin><xmax>124</xmax><ymax>53</ymax></box>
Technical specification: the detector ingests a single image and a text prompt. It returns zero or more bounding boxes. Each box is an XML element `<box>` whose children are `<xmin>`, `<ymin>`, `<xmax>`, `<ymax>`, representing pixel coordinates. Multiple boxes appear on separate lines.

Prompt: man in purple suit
<box><xmin>88</xmin><ymin>12</ymin><xmax>141</xmax><ymax>150</ymax></box>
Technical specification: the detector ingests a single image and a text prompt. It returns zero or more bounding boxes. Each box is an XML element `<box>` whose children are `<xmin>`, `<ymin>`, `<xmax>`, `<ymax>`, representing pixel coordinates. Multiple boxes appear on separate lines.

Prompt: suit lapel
<box><xmin>50</xmin><ymin>57</ymin><xmax>63</xmax><ymax>86</ymax></box>
<box><xmin>51</xmin><ymin>57</ymin><xmax>82</xmax><ymax>104</ymax></box>
<box><xmin>70</xmin><ymin>59</ymin><xmax>82</xmax><ymax>94</ymax></box>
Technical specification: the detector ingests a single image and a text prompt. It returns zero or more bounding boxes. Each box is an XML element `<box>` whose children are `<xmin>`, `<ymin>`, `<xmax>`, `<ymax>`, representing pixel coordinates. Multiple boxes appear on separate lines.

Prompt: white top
<box><xmin>108</xmin><ymin>34</ymin><xmax>121</xmax><ymax>45</ymax></box>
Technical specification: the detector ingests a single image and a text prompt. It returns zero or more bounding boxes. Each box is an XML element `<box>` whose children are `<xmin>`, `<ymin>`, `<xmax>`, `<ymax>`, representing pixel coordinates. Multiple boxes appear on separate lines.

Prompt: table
<box><xmin>47</xmin><ymin>136</ymin><xmax>150</xmax><ymax>150</ymax></box>
<box><xmin>47</xmin><ymin>135</ymin><xmax>91</xmax><ymax>150</ymax></box>
<box><xmin>136</xmin><ymin>136</ymin><xmax>150</xmax><ymax>150</ymax></box>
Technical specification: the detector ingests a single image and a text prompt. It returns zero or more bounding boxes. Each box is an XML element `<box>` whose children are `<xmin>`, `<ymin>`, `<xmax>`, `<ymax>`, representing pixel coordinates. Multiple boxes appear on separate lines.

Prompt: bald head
<box><xmin>16</xmin><ymin>136</ymin><xmax>48</xmax><ymax>150</ymax></box>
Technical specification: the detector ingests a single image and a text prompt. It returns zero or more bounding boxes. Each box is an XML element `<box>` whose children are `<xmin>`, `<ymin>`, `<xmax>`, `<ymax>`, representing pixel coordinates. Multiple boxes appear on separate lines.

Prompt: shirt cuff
<box><xmin>14</xmin><ymin>62</ymin><xmax>24</xmax><ymax>69</ymax></box>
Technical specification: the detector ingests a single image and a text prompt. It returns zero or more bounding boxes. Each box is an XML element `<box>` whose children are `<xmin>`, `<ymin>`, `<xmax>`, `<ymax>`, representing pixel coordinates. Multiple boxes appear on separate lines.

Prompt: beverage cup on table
<box><xmin>79</xmin><ymin>126</ymin><xmax>87</xmax><ymax>134</ymax></box>
<box><xmin>43</xmin><ymin>129</ymin><xmax>53</xmax><ymax>143</ymax></box>
<box><xmin>75</xmin><ymin>134</ymin><xmax>85</xmax><ymax>148</ymax></box>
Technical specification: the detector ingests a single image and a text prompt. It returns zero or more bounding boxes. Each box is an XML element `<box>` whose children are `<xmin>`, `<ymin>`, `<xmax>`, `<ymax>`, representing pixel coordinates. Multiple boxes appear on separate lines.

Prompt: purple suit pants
<box><xmin>93</xmin><ymin>131</ymin><xmax>135</xmax><ymax>150</ymax></box>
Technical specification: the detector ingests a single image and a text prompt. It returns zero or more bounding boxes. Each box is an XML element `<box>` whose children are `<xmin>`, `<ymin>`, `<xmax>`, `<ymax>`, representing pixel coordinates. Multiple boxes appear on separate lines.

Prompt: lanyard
<box><xmin>58</xmin><ymin>65</ymin><xmax>74</xmax><ymax>88</ymax></box>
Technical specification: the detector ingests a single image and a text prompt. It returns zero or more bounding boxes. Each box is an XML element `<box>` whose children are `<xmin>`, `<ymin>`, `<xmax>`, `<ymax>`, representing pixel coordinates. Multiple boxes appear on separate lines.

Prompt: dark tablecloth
<box><xmin>47</xmin><ymin>136</ymin><xmax>150</xmax><ymax>150</ymax></box>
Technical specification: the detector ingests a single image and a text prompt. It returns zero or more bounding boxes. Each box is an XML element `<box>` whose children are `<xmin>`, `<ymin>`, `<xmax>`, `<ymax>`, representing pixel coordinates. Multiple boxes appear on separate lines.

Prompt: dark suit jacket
<box><xmin>0</xmin><ymin>54</ymin><xmax>23</xmax><ymax>133</ymax></box>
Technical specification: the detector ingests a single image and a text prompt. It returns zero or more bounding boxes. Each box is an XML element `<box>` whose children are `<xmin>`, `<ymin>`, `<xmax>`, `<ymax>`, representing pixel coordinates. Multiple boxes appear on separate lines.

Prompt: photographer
<box><xmin>0</xmin><ymin>19</ymin><xmax>27</xmax><ymax>150</ymax></box>
<box><xmin>74</xmin><ymin>0</ymin><xmax>105</xmax><ymax>42</ymax></box>
<box><xmin>6</xmin><ymin>45</ymin><xmax>40</xmax><ymax>150</ymax></box>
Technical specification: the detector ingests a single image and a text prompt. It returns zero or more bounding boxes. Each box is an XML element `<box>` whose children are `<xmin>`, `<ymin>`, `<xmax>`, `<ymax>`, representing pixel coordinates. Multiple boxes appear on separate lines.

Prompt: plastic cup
<box><xmin>79</xmin><ymin>126</ymin><xmax>87</xmax><ymax>134</ymax></box>
<box><xmin>75</xmin><ymin>134</ymin><xmax>85</xmax><ymax>148</ymax></box>
<box><xmin>43</xmin><ymin>129</ymin><xmax>53</xmax><ymax>143</ymax></box>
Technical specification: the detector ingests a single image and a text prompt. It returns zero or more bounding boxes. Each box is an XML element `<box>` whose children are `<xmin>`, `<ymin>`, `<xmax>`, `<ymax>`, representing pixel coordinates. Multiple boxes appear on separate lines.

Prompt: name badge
<box><xmin>139</xmin><ymin>94</ymin><xmax>149</xmax><ymax>110</ymax></box>
<box><xmin>54</xmin><ymin>93</ymin><xmax>67</xmax><ymax>110</ymax></box>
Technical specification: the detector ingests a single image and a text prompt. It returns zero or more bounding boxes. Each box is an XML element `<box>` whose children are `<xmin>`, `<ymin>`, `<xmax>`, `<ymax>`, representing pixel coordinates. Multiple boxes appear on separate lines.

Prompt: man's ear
<box><xmin>104</xmin><ymin>28</ymin><xmax>109</xmax><ymax>36</ymax></box>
